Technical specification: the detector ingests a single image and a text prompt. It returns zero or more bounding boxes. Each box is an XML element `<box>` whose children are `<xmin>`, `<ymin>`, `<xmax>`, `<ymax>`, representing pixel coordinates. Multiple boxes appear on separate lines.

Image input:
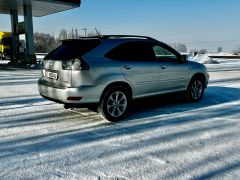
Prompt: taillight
<box><xmin>42</xmin><ymin>61</ymin><xmax>46</xmax><ymax>76</ymax></box>
<box><xmin>72</xmin><ymin>58</ymin><xmax>90</xmax><ymax>71</ymax></box>
<box><xmin>71</xmin><ymin>59</ymin><xmax>81</xmax><ymax>70</ymax></box>
<box><xmin>62</xmin><ymin>61</ymin><xmax>72</xmax><ymax>70</ymax></box>
<box><xmin>62</xmin><ymin>58</ymin><xmax>90</xmax><ymax>70</ymax></box>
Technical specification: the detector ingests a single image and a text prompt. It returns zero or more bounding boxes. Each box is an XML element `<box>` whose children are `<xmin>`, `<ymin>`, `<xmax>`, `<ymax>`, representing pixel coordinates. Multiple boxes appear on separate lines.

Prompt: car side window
<box><xmin>153</xmin><ymin>45</ymin><xmax>178</xmax><ymax>62</ymax></box>
<box><xmin>105</xmin><ymin>41</ymin><xmax>156</xmax><ymax>61</ymax></box>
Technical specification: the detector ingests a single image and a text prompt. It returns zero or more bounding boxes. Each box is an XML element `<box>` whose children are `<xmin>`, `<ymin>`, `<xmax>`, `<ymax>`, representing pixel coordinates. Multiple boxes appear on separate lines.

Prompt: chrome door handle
<box><xmin>124</xmin><ymin>65</ymin><xmax>133</xmax><ymax>69</ymax></box>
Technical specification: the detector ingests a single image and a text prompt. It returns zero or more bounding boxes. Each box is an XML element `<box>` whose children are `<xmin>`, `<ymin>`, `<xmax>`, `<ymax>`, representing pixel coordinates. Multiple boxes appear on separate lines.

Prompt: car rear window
<box><xmin>44</xmin><ymin>39</ymin><xmax>101</xmax><ymax>60</ymax></box>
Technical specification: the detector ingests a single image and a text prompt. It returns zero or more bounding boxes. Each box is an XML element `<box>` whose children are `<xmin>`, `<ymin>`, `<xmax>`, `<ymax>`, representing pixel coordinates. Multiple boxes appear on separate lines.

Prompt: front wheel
<box><xmin>98</xmin><ymin>87</ymin><xmax>131</xmax><ymax>122</ymax></box>
<box><xmin>186</xmin><ymin>78</ymin><xmax>204</xmax><ymax>102</ymax></box>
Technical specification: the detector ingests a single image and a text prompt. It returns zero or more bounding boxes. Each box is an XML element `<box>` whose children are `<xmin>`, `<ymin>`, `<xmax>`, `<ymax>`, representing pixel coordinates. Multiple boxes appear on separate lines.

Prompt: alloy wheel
<box><xmin>191</xmin><ymin>80</ymin><xmax>203</xmax><ymax>100</ymax></box>
<box><xmin>106</xmin><ymin>91</ymin><xmax>127</xmax><ymax>118</ymax></box>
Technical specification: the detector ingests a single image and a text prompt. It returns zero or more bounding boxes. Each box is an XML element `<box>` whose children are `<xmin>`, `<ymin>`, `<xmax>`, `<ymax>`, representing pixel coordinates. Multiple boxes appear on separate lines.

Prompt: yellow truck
<box><xmin>0</xmin><ymin>32</ymin><xmax>12</xmax><ymax>60</ymax></box>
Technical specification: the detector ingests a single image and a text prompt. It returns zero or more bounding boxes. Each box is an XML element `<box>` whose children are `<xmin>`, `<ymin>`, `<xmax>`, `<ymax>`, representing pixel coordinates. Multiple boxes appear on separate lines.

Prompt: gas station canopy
<box><xmin>0</xmin><ymin>0</ymin><xmax>81</xmax><ymax>64</ymax></box>
<box><xmin>0</xmin><ymin>0</ymin><xmax>80</xmax><ymax>17</ymax></box>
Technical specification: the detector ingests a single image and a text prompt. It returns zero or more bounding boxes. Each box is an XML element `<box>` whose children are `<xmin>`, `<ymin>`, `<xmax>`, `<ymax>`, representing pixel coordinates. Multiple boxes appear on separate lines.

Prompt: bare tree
<box><xmin>67</xmin><ymin>28</ymin><xmax>80</xmax><ymax>39</ymax></box>
<box><xmin>59</xmin><ymin>28</ymin><xmax>101</xmax><ymax>40</ymax></box>
<box><xmin>59</xmin><ymin>29</ymin><xmax>68</xmax><ymax>40</ymax></box>
<box><xmin>190</xmin><ymin>49</ymin><xmax>199</xmax><ymax>54</ymax></box>
<box><xmin>170</xmin><ymin>42</ymin><xmax>187</xmax><ymax>53</ymax></box>
<box><xmin>34</xmin><ymin>32</ymin><xmax>58</xmax><ymax>53</ymax></box>
<box><xmin>232</xmin><ymin>45</ymin><xmax>240</xmax><ymax>55</ymax></box>
<box><xmin>199</xmin><ymin>49</ymin><xmax>208</xmax><ymax>54</ymax></box>
<box><xmin>68</xmin><ymin>29</ymin><xmax>73</xmax><ymax>39</ymax></box>
<box><xmin>75</xmin><ymin>28</ymin><xmax>79</xmax><ymax>38</ymax></box>
<box><xmin>217</xmin><ymin>47</ymin><xmax>223</xmax><ymax>53</ymax></box>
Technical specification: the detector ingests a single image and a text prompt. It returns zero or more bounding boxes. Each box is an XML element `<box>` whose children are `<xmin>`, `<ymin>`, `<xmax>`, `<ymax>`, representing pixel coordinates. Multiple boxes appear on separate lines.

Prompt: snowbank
<box><xmin>188</xmin><ymin>54</ymin><xmax>219</xmax><ymax>64</ymax></box>
<box><xmin>209</xmin><ymin>52</ymin><xmax>233</xmax><ymax>56</ymax></box>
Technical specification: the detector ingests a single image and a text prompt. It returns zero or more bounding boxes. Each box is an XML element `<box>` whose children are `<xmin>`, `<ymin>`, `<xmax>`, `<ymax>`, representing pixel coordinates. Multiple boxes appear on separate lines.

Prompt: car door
<box><xmin>152</xmin><ymin>44</ymin><xmax>190</xmax><ymax>92</ymax></box>
<box><xmin>106</xmin><ymin>41</ymin><xmax>159</xmax><ymax>97</ymax></box>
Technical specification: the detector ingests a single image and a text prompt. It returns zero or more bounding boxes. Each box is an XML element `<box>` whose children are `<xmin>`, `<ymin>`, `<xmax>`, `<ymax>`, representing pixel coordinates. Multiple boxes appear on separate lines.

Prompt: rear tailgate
<box><xmin>42</xmin><ymin>60</ymin><xmax>71</xmax><ymax>88</ymax></box>
<box><xmin>41</xmin><ymin>39</ymin><xmax>101</xmax><ymax>88</ymax></box>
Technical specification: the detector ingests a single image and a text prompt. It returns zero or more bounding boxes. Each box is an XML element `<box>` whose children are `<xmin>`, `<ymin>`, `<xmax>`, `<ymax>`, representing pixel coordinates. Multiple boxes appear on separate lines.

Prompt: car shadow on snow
<box><xmin>0</xmin><ymin>96</ymin><xmax>46</xmax><ymax>107</ymax></box>
<box><xmin>0</xmin><ymin>80</ymin><xmax>38</xmax><ymax>86</ymax></box>
<box><xmin>126</xmin><ymin>86</ymin><xmax>240</xmax><ymax>121</ymax></box>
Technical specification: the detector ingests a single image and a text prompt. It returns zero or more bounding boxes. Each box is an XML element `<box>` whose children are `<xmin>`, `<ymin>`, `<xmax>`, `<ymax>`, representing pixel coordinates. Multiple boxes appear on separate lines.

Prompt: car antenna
<box><xmin>95</xmin><ymin>28</ymin><xmax>102</xmax><ymax>41</ymax></box>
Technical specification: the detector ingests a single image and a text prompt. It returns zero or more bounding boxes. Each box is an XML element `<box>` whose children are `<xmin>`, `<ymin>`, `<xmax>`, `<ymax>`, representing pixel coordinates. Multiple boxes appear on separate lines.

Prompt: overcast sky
<box><xmin>1</xmin><ymin>0</ymin><xmax>240</xmax><ymax>52</ymax></box>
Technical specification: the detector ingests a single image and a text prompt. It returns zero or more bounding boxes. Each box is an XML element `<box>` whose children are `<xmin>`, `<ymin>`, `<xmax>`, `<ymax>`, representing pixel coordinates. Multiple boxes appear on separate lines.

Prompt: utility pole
<box><xmin>82</xmin><ymin>28</ymin><xmax>87</xmax><ymax>37</ymax></box>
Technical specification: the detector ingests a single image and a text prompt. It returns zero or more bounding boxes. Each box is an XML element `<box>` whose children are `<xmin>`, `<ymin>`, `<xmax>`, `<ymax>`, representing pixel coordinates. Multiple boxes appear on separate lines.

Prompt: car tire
<box><xmin>186</xmin><ymin>77</ymin><xmax>204</xmax><ymax>102</ymax></box>
<box><xmin>98</xmin><ymin>86</ymin><xmax>131</xmax><ymax>122</ymax></box>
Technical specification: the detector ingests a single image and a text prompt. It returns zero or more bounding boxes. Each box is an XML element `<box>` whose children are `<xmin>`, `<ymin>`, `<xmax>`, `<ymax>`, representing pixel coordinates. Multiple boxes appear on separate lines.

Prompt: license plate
<box><xmin>45</xmin><ymin>71</ymin><xmax>58</xmax><ymax>80</ymax></box>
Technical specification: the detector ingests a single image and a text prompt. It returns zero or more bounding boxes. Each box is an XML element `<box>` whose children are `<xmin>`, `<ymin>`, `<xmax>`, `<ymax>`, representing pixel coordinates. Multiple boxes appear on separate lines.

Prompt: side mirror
<box><xmin>181</xmin><ymin>55</ymin><xmax>187</xmax><ymax>63</ymax></box>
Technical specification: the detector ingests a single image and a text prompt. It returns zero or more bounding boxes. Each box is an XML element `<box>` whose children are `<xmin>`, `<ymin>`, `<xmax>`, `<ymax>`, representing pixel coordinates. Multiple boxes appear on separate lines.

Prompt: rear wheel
<box><xmin>98</xmin><ymin>87</ymin><xmax>131</xmax><ymax>122</ymax></box>
<box><xmin>186</xmin><ymin>78</ymin><xmax>204</xmax><ymax>102</ymax></box>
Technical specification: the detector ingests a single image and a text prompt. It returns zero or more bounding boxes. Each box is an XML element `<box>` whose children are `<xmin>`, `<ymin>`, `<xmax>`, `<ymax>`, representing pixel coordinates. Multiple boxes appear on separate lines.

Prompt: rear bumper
<box><xmin>38</xmin><ymin>80</ymin><xmax>104</xmax><ymax>104</ymax></box>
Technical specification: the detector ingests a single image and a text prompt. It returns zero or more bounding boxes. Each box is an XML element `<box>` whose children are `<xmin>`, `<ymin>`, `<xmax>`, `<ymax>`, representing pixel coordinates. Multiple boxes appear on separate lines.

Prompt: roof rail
<box><xmin>79</xmin><ymin>35</ymin><xmax>158</xmax><ymax>41</ymax></box>
<box><xmin>103</xmin><ymin>35</ymin><xmax>158</xmax><ymax>41</ymax></box>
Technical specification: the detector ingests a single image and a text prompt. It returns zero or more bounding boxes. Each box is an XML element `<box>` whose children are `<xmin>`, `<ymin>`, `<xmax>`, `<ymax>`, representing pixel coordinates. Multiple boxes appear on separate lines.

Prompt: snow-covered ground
<box><xmin>0</xmin><ymin>59</ymin><xmax>239</xmax><ymax>179</ymax></box>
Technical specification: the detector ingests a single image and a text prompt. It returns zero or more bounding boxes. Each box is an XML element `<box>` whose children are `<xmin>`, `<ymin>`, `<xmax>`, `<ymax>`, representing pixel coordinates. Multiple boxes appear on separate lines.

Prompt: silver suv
<box><xmin>38</xmin><ymin>35</ymin><xmax>209</xmax><ymax>121</ymax></box>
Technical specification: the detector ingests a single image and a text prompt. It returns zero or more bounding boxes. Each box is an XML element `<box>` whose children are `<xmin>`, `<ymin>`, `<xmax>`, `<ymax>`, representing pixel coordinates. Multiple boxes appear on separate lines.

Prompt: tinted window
<box><xmin>45</xmin><ymin>40</ymin><xmax>100</xmax><ymax>60</ymax></box>
<box><xmin>153</xmin><ymin>45</ymin><xmax>178</xmax><ymax>62</ymax></box>
<box><xmin>105</xmin><ymin>41</ymin><xmax>156</xmax><ymax>61</ymax></box>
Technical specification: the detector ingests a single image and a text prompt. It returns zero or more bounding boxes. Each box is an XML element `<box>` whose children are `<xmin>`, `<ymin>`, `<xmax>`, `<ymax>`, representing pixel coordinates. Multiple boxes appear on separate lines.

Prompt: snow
<box><xmin>188</xmin><ymin>52</ymin><xmax>240</xmax><ymax>65</ymax></box>
<box><xmin>188</xmin><ymin>54</ymin><xmax>219</xmax><ymax>64</ymax></box>
<box><xmin>209</xmin><ymin>52</ymin><xmax>234</xmax><ymax>56</ymax></box>
<box><xmin>0</xmin><ymin>60</ymin><xmax>240</xmax><ymax>179</ymax></box>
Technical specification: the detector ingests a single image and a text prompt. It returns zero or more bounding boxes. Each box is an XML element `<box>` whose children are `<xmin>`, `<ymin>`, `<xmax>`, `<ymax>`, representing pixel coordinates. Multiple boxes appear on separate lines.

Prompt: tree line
<box><xmin>34</xmin><ymin>32</ymin><xmax>190</xmax><ymax>54</ymax></box>
<box><xmin>34</xmin><ymin>30</ymin><xmax>240</xmax><ymax>55</ymax></box>
<box><xmin>34</xmin><ymin>29</ymin><xmax>99</xmax><ymax>53</ymax></box>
